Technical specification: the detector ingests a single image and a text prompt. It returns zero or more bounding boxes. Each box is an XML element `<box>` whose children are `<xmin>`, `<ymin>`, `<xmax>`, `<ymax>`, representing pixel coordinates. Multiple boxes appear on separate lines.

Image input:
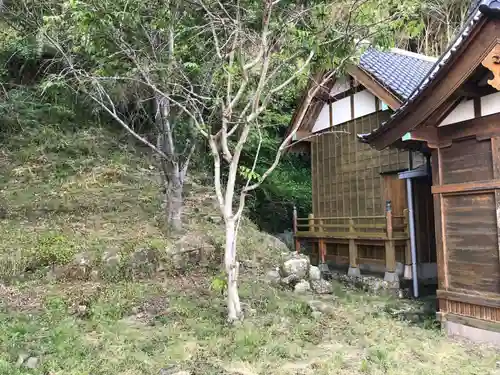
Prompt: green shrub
<box><xmin>34</xmin><ymin>232</ymin><xmax>76</xmax><ymax>267</ymax></box>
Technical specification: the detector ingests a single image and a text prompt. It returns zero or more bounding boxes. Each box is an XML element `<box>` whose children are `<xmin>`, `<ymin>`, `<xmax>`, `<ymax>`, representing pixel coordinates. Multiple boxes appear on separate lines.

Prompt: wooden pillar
<box><xmin>308</xmin><ymin>214</ymin><xmax>320</xmax><ymax>263</ymax></box>
<box><xmin>384</xmin><ymin>200</ymin><xmax>398</xmax><ymax>283</ymax></box>
<box><xmin>293</xmin><ymin>206</ymin><xmax>300</xmax><ymax>254</ymax></box>
<box><xmin>348</xmin><ymin>218</ymin><xmax>360</xmax><ymax>277</ymax></box>
<box><xmin>308</xmin><ymin>213</ymin><xmax>315</xmax><ymax>233</ymax></box>
<box><xmin>318</xmin><ymin>219</ymin><xmax>326</xmax><ymax>263</ymax></box>
<box><xmin>403</xmin><ymin>209</ymin><xmax>412</xmax><ymax>279</ymax></box>
<box><xmin>319</xmin><ymin>239</ymin><xmax>326</xmax><ymax>264</ymax></box>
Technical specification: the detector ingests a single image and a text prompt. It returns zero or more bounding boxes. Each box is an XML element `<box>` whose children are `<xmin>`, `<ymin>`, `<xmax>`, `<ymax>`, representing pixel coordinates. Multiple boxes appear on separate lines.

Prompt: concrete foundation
<box><xmin>384</xmin><ymin>271</ymin><xmax>399</xmax><ymax>283</ymax></box>
<box><xmin>359</xmin><ymin>261</ymin><xmax>405</xmax><ymax>277</ymax></box>
<box><xmin>445</xmin><ymin>321</ymin><xmax>500</xmax><ymax>347</ymax></box>
<box><xmin>347</xmin><ymin>266</ymin><xmax>361</xmax><ymax>277</ymax></box>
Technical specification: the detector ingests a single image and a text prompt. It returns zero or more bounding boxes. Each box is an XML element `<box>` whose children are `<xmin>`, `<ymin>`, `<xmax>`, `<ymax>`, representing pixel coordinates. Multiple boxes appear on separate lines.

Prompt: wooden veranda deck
<box><xmin>293</xmin><ymin>201</ymin><xmax>411</xmax><ymax>278</ymax></box>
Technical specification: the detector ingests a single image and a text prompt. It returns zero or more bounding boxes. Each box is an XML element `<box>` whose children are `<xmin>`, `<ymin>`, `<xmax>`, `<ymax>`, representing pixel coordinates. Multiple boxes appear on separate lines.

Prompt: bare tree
<box><xmin>25</xmin><ymin>0</ymin><xmax>198</xmax><ymax>232</ymax></box>
<box><xmin>35</xmin><ymin>0</ymin><xmax>403</xmax><ymax>322</ymax></box>
<box><xmin>167</xmin><ymin>0</ymin><xmax>399</xmax><ymax>322</ymax></box>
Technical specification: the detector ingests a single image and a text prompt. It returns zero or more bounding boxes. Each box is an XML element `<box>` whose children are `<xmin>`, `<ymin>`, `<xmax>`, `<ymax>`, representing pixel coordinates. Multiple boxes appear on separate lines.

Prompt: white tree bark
<box><xmin>225</xmin><ymin>217</ymin><xmax>242</xmax><ymax>322</ymax></box>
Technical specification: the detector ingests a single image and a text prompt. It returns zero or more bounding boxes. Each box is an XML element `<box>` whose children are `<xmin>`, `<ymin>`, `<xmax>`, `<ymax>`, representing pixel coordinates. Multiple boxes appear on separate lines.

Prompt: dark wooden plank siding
<box><xmin>440</xmin><ymin>138</ymin><xmax>493</xmax><ymax>184</ymax></box>
<box><xmin>444</xmin><ymin>193</ymin><xmax>500</xmax><ymax>294</ymax></box>
<box><xmin>414</xmin><ymin>177</ymin><xmax>436</xmax><ymax>263</ymax></box>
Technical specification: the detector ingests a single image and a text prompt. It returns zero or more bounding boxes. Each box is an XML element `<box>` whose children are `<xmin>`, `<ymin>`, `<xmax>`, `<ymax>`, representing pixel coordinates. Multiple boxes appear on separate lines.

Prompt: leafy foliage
<box><xmin>0</xmin><ymin>0</ymin><xmax>473</xmax><ymax>237</ymax></box>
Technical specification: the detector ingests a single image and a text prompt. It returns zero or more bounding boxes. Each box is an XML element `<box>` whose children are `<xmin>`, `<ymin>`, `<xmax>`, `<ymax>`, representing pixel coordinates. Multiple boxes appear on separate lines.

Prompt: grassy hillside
<box><xmin>0</xmin><ymin>124</ymin><xmax>283</xmax><ymax>281</ymax></box>
<box><xmin>0</xmin><ymin>125</ymin><xmax>497</xmax><ymax>375</ymax></box>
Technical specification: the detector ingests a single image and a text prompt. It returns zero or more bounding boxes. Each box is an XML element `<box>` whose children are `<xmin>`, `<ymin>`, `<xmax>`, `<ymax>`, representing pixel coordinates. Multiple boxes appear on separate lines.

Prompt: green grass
<box><xmin>0</xmin><ymin>281</ymin><xmax>498</xmax><ymax>375</ymax></box>
<box><xmin>0</xmin><ymin>124</ymin><xmax>496</xmax><ymax>375</ymax></box>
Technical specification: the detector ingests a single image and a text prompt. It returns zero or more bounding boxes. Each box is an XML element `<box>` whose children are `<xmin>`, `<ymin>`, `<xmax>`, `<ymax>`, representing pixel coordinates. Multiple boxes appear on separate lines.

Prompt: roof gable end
<box><xmin>359</xmin><ymin>3</ymin><xmax>500</xmax><ymax>149</ymax></box>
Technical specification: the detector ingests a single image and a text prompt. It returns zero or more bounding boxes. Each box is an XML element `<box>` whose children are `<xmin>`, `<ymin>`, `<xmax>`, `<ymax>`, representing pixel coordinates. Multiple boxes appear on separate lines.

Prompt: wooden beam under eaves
<box><xmin>346</xmin><ymin>65</ymin><xmax>402</xmax><ymax>110</ymax></box>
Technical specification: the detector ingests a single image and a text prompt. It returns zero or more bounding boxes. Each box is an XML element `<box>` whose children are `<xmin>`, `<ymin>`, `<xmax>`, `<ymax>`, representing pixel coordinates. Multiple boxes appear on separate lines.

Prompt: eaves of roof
<box><xmin>358</xmin><ymin>0</ymin><xmax>500</xmax><ymax>147</ymax></box>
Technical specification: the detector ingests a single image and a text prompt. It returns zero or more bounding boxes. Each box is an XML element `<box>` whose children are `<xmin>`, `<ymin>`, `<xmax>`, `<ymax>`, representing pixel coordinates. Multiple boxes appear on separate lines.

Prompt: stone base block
<box><xmin>384</xmin><ymin>271</ymin><xmax>399</xmax><ymax>284</ymax></box>
<box><xmin>404</xmin><ymin>265</ymin><xmax>413</xmax><ymax>279</ymax></box>
<box><xmin>445</xmin><ymin>320</ymin><xmax>500</xmax><ymax>347</ymax></box>
<box><xmin>347</xmin><ymin>266</ymin><xmax>361</xmax><ymax>277</ymax></box>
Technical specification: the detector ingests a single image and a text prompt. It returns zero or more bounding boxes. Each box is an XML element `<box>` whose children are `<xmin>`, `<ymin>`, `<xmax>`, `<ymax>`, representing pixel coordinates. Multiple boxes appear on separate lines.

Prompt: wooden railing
<box><xmin>292</xmin><ymin>201</ymin><xmax>410</xmax><ymax>275</ymax></box>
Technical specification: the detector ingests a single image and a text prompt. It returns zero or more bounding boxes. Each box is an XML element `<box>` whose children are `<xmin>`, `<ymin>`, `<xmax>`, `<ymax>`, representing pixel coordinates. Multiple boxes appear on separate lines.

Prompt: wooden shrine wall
<box><xmin>311</xmin><ymin>111</ymin><xmax>418</xmax><ymax>218</ymax></box>
<box><xmin>432</xmin><ymin>132</ymin><xmax>500</xmax><ymax>324</ymax></box>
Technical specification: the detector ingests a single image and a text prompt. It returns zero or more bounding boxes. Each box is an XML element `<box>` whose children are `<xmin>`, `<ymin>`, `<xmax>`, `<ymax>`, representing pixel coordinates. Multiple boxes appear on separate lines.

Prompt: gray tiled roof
<box><xmin>359</xmin><ymin>49</ymin><xmax>436</xmax><ymax>100</ymax></box>
<box><xmin>358</xmin><ymin>0</ymin><xmax>496</xmax><ymax>144</ymax></box>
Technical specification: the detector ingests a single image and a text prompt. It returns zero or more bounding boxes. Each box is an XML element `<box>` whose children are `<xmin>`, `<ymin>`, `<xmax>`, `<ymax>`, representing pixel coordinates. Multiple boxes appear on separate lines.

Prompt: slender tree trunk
<box><xmin>154</xmin><ymin>92</ymin><xmax>186</xmax><ymax>232</ymax></box>
<box><xmin>165</xmin><ymin>169</ymin><xmax>183</xmax><ymax>232</ymax></box>
<box><xmin>225</xmin><ymin>218</ymin><xmax>242</xmax><ymax>322</ymax></box>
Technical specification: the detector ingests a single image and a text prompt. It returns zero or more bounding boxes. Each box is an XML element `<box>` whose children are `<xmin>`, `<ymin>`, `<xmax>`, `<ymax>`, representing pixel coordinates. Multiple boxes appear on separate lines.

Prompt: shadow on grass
<box><xmin>383</xmin><ymin>294</ymin><xmax>440</xmax><ymax>330</ymax></box>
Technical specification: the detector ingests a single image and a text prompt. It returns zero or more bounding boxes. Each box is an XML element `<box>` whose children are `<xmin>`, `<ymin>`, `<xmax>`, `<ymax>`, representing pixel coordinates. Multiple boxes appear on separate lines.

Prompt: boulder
<box><xmin>294</xmin><ymin>280</ymin><xmax>311</xmax><ymax>294</ymax></box>
<box><xmin>24</xmin><ymin>357</ymin><xmax>39</xmax><ymax>369</ymax></box>
<box><xmin>102</xmin><ymin>250</ymin><xmax>121</xmax><ymax>268</ymax></box>
<box><xmin>16</xmin><ymin>353</ymin><xmax>29</xmax><ymax>367</ymax></box>
<box><xmin>67</xmin><ymin>252</ymin><xmax>93</xmax><ymax>280</ymax></box>
<box><xmin>308</xmin><ymin>300</ymin><xmax>336</xmax><ymax>315</ymax></box>
<box><xmin>128</xmin><ymin>248</ymin><xmax>158</xmax><ymax>279</ymax></box>
<box><xmin>47</xmin><ymin>252</ymin><xmax>93</xmax><ymax>281</ymax></box>
<box><xmin>309</xmin><ymin>265</ymin><xmax>321</xmax><ymax>281</ymax></box>
<box><xmin>311</xmin><ymin>311</ymin><xmax>323</xmax><ymax>320</ymax></box>
<box><xmin>265</xmin><ymin>269</ymin><xmax>281</xmax><ymax>285</ymax></box>
<box><xmin>167</xmin><ymin>235</ymin><xmax>211</xmax><ymax>271</ymax></box>
<box><xmin>311</xmin><ymin>279</ymin><xmax>334</xmax><ymax>295</ymax></box>
<box><xmin>280</xmin><ymin>274</ymin><xmax>300</xmax><ymax>287</ymax></box>
<box><xmin>280</xmin><ymin>253</ymin><xmax>310</xmax><ymax>280</ymax></box>
<box><xmin>46</xmin><ymin>265</ymin><xmax>65</xmax><ymax>282</ymax></box>
<box><xmin>99</xmin><ymin>250</ymin><xmax>123</xmax><ymax>281</ymax></box>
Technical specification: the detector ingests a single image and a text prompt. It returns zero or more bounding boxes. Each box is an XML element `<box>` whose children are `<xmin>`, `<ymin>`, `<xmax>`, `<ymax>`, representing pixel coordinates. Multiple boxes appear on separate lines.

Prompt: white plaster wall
<box><xmin>332</xmin><ymin>97</ymin><xmax>352</xmax><ymax>126</ymax></box>
<box><xmin>437</xmin><ymin>91</ymin><xmax>500</xmax><ymax>128</ymax></box>
<box><xmin>311</xmin><ymin>89</ymin><xmax>379</xmax><ymax>133</ymax></box>
<box><xmin>354</xmin><ymin>90</ymin><xmax>376</xmax><ymax>118</ymax></box>
<box><xmin>481</xmin><ymin>91</ymin><xmax>500</xmax><ymax>117</ymax></box>
<box><xmin>439</xmin><ymin>99</ymin><xmax>474</xmax><ymax>126</ymax></box>
<box><xmin>311</xmin><ymin>103</ymin><xmax>331</xmax><ymax>133</ymax></box>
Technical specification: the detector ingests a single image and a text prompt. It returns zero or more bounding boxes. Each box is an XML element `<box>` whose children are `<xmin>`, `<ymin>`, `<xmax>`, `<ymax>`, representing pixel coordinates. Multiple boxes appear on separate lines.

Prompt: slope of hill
<box><xmin>0</xmin><ymin>125</ymin><xmax>496</xmax><ymax>375</ymax></box>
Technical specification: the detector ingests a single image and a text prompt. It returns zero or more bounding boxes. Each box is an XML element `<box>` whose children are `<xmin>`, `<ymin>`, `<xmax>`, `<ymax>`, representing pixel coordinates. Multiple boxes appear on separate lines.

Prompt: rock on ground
<box><xmin>16</xmin><ymin>353</ymin><xmax>28</xmax><ymax>367</ymax></box>
<box><xmin>47</xmin><ymin>252</ymin><xmax>93</xmax><ymax>281</ymax></box>
<box><xmin>280</xmin><ymin>274</ymin><xmax>300</xmax><ymax>287</ymax></box>
<box><xmin>308</xmin><ymin>300</ymin><xmax>336</xmax><ymax>315</ymax></box>
<box><xmin>265</xmin><ymin>269</ymin><xmax>281</xmax><ymax>285</ymax></box>
<box><xmin>280</xmin><ymin>253</ymin><xmax>310</xmax><ymax>280</ymax></box>
<box><xmin>311</xmin><ymin>279</ymin><xmax>333</xmax><ymax>294</ymax></box>
<box><xmin>128</xmin><ymin>248</ymin><xmax>158</xmax><ymax>279</ymax></box>
<box><xmin>294</xmin><ymin>280</ymin><xmax>311</xmax><ymax>294</ymax></box>
<box><xmin>263</xmin><ymin>233</ymin><xmax>290</xmax><ymax>254</ymax></box>
<box><xmin>308</xmin><ymin>265</ymin><xmax>321</xmax><ymax>281</ymax></box>
<box><xmin>167</xmin><ymin>234</ymin><xmax>213</xmax><ymax>271</ymax></box>
<box><xmin>311</xmin><ymin>311</ymin><xmax>323</xmax><ymax>320</ymax></box>
<box><xmin>24</xmin><ymin>357</ymin><xmax>39</xmax><ymax>369</ymax></box>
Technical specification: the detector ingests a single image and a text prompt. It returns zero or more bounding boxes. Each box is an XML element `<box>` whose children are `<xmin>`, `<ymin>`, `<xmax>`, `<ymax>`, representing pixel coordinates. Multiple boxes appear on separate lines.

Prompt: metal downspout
<box><xmin>407</xmin><ymin>152</ymin><xmax>419</xmax><ymax>298</ymax></box>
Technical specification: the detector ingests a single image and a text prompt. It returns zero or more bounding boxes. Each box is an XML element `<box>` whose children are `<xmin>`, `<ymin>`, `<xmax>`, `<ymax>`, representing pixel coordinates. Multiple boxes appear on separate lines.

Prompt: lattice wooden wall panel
<box><xmin>311</xmin><ymin>111</ymin><xmax>413</xmax><ymax>218</ymax></box>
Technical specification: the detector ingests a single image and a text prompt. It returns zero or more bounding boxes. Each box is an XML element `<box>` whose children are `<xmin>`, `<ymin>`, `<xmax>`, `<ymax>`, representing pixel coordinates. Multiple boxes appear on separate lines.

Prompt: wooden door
<box><xmin>383</xmin><ymin>174</ymin><xmax>407</xmax><ymax>216</ymax></box>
